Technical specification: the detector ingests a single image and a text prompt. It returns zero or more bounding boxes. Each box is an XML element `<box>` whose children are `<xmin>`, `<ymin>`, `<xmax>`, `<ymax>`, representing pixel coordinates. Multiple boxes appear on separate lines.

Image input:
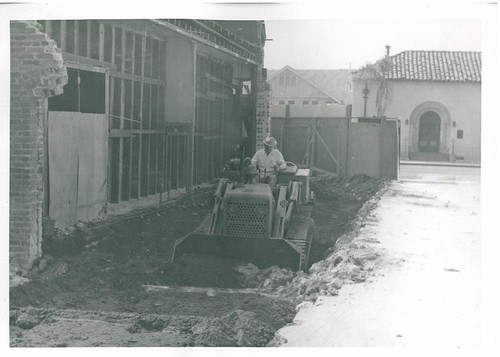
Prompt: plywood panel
<box><xmin>347</xmin><ymin>121</ymin><xmax>381</xmax><ymax>178</ymax></box>
<box><xmin>49</xmin><ymin>111</ymin><xmax>108</xmax><ymax>228</ymax></box>
<box><xmin>282</xmin><ymin>125</ymin><xmax>309</xmax><ymax>166</ymax></box>
<box><xmin>314</xmin><ymin>124</ymin><xmax>341</xmax><ymax>174</ymax></box>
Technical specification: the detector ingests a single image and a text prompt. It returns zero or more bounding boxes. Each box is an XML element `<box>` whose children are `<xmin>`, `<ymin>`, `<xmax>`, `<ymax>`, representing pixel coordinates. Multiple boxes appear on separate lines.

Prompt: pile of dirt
<box><xmin>308</xmin><ymin>174</ymin><xmax>387</xmax><ymax>265</ymax></box>
<box><xmin>10</xmin><ymin>174</ymin><xmax>387</xmax><ymax>347</ymax></box>
<box><xmin>310</xmin><ymin>174</ymin><xmax>385</xmax><ymax>202</ymax></box>
<box><xmin>11</xmin><ymin>301</ymin><xmax>296</xmax><ymax>347</ymax></box>
<box><xmin>234</xmin><ymin>186</ymin><xmax>389</xmax><ymax>305</ymax></box>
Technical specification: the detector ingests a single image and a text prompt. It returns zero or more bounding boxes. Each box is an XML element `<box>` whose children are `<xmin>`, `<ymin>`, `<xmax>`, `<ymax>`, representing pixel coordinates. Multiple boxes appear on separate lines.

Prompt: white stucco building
<box><xmin>353</xmin><ymin>51</ymin><xmax>481</xmax><ymax>163</ymax></box>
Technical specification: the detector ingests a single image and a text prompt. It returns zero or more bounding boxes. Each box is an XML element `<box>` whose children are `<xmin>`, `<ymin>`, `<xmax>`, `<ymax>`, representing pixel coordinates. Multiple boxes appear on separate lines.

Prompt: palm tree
<box><xmin>354</xmin><ymin>46</ymin><xmax>393</xmax><ymax>117</ymax></box>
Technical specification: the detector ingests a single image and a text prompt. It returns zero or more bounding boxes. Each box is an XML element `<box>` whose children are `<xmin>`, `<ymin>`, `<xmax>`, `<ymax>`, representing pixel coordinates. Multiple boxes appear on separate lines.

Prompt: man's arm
<box><xmin>250</xmin><ymin>151</ymin><xmax>259</xmax><ymax>167</ymax></box>
<box><xmin>276</xmin><ymin>150</ymin><xmax>287</xmax><ymax>170</ymax></box>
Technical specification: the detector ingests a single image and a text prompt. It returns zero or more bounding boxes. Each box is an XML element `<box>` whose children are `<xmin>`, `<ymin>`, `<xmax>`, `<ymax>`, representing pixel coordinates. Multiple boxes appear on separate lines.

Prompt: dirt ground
<box><xmin>10</xmin><ymin>174</ymin><xmax>386</xmax><ymax>347</ymax></box>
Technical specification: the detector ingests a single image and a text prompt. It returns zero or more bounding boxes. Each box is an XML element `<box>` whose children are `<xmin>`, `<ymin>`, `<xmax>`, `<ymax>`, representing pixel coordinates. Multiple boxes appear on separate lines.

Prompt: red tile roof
<box><xmin>386</xmin><ymin>51</ymin><xmax>481</xmax><ymax>82</ymax></box>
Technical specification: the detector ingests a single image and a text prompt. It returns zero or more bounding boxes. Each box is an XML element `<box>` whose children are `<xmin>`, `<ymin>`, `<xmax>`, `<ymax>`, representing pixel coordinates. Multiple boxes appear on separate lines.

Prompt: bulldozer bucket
<box><xmin>172</xmin><ymin>233</ymin><xmax>305</xmax><ymax>271</ymax></box>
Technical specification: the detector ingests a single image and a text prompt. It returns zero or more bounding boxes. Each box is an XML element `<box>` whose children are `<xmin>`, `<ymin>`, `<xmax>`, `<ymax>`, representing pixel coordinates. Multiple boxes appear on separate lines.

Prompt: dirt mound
<box><xmin>234</xmin><ymin>187</ymin><xmax>388</xmax><ymax>305</ymax></box>
<box><xmin>10</xmin><ymin>175</ymin><xmax>387</xmax><ymax>347</ymax></box>
<box><xmin>11</xmin><ymin>303</ymin><xmax>295</xmax><ymax>347</ymax></box>
<box><xmin>311</xmin><ymin>174</ymin><xmax>385</xmax><ymax>202</ymax></box>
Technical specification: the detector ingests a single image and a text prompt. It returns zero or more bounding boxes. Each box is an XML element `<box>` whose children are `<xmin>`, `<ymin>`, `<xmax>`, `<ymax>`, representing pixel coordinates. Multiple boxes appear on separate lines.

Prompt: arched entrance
<box><xmin>418</xmin><ymin>111</ymin><xmax>441</xmax><ymax>153</ymax></box>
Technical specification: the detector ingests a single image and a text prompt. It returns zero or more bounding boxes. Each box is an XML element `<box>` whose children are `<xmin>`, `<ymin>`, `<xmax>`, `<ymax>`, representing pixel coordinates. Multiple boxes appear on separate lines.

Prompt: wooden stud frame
<box><xmin>42</xmin><ymin>19</ymin><xmax>253</xmax><ymax>203</ymax></box>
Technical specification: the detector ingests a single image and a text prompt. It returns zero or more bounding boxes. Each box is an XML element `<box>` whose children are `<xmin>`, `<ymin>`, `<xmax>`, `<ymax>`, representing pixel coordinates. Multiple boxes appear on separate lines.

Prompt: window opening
<box><xmin>48</xmin><ymin>68</ymin><xmax>105</xmax><ymax>114</ymax></box>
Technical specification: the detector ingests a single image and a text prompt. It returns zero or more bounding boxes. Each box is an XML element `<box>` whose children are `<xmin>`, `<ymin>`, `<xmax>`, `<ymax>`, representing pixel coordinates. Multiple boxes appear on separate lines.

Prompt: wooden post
<box><xmin>60</xmin><ymin>20</ymin><xmax>67</xmax><ymax>51</ymax></box>
<box><xmin>118</xmin><ymin>77</ymin><xmax>125</xmax><ymax>201</ymax></box>
<box><xmin>86</xmin><ymin>21</ymin><xmax>91</xmax><ymax>58</ymax></box>
<box><xmin>186</xmin><ymin>40</ymin><xmax>196</xmax><ymax>195</ymax></box>
<box><xmin>42</xmin><ymin>98</ymin><xmax>50</xmax><ymax>217</ymax></box>
<box><xmin>111</xmin><ymin>26</ymin><xmax>115</xmax><ymax>66</ymax></box>
<box><xmin>345</xmin><ymin>105</ymin><xmax>351</xmax><ymax>177</ymax></box>
<box><xmin>128</xmin><ymin>35</ymin><xmax>136</xmax><ymax>197</ymax></box>
<box><xmin>74</xmin><ymin>21</ymin><xmax>79</xmax><ymax>55</ymax></box>
<box><xmin>45</xmin><ymin>20</ymin><xmax>52</xmax><ymax>36</ymax></box>
<box><xmin>305</xmin><ymin>125</ymin><xmax>311</xmax><ymax>167</ymax></box>
<box><xmin>107</xmin><ymin>77</ymin><xmax>114</xmax><ymax>203</ymax></box>
<box><xmin>99</xmin><ymin>23</ymin><xmax>105</xmax><ymax>62</ymax></box>
<box><xmin>138</xmin><ymin>33</ymin><xmax>146</xmax><ymax>197</ymax></box>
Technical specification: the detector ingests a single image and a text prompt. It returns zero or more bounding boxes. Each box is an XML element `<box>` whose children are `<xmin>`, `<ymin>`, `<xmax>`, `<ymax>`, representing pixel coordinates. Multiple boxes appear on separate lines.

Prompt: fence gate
<box><xmin>279</xmin><ymin>124</ymin><xmax>310</xmax><ymax>167</ymax></box>
<box><xmin>275</xmin><ymin>118</ymin><xmax>348</xmax><ymax>177</ymax></box>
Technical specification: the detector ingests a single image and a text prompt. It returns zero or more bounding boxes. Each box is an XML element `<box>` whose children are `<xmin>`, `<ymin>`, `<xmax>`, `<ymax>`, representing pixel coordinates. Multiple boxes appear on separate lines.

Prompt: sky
<box><xmin>263</xmin><ymin>17</ymin><xmax>484</xmax><ymax>70</ymax></box>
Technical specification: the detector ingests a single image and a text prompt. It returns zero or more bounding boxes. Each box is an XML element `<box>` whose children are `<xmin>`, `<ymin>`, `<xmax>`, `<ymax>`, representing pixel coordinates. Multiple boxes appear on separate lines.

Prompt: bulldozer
<box><xmin>171</xmin><ymin>159</ymin><xmax>315</xmax><ymax>272</ymax></box>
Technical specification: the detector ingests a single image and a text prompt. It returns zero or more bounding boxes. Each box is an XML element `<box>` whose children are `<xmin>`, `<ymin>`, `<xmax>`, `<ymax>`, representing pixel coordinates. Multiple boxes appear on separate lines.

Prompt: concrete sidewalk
<box><xmin>276</xmin><ymin>176</ymin><xmax>481</xmax><ymax>348</ymax></box>
<box><xmin>400</xmin><ymin>160</ymin><xmax>481</xmax><ymax>168</ymax></box>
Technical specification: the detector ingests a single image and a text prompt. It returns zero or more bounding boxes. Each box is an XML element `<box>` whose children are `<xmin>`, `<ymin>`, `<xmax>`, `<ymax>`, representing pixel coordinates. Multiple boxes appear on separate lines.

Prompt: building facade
<box><xmin>10</xmin><ymin>19</ymin><xmax>269</xmax><ymax>272</ymax></box>
<box><xmin>352</xmin><ymin>50</ymin><xmax>481</xmax><ymax>163</ymax></box>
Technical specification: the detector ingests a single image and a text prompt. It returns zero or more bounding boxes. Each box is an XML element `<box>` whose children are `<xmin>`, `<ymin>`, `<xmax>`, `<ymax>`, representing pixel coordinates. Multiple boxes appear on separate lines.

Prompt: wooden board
<box><xmin>48</xmin><ymin>111</ymin><xmax>108</xmax><ymax>228</ymax></box>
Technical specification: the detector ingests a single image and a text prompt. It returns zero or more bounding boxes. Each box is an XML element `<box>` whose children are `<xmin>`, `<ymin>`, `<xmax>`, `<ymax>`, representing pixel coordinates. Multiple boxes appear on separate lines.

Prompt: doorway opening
<box><xmin>418</xmin><ymin>111</ymin><xmax>441</xmax><ymax>153</ymax></box>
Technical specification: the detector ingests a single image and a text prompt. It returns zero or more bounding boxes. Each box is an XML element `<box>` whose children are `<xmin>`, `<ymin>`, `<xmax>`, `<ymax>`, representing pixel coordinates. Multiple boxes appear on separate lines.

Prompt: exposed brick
<box><xmin>10</xmin><ymin>20</ymin><xmax>67</xmax><ymax>272</ymax></box>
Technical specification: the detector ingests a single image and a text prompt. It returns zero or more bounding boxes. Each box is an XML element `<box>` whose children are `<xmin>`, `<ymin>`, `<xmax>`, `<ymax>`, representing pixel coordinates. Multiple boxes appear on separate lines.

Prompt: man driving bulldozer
<box><xmin>245</xmin><ymin>136</ymin><xmax>286</xmax><ymax>189</ymax></box>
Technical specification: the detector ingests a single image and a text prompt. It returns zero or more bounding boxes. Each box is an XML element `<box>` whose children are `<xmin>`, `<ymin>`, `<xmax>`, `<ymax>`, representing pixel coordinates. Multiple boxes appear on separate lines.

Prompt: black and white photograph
<box><xmin>1</xmin><ymin>0</ymin><xmax>498</xmax><ymax>353</ymax></box>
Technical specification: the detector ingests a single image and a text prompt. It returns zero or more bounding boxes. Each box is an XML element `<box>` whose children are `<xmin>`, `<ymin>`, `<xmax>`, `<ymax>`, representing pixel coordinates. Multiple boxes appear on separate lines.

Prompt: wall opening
<box><xmin>49</xmin><ymin>68</ymin><xmax>105</xmax><ymax>114</ymax></box>
<box><xmin>418</xmin><ymin>111</ymin><xmax>441</xmax><ymax>153</ymax></box>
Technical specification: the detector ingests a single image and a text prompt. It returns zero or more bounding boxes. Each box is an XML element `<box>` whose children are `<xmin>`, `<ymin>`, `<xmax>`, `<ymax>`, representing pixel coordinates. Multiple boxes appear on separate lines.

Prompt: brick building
<box><xmin>10</xmin><ymin>21</ymin><xmax>68</xmax><ymax>273</ymax></box>
<box><xmin>10</xmin><ymin>19</ymin><xmax>269</xmax><ymax>272</ymax></box>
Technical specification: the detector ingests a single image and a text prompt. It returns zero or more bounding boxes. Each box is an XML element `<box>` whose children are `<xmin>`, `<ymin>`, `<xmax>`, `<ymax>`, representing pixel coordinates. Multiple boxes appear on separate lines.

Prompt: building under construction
<box><xmin>10</xmin><ymin>19</ymin><xmax>270</xmax><ymax>271</ymax></box>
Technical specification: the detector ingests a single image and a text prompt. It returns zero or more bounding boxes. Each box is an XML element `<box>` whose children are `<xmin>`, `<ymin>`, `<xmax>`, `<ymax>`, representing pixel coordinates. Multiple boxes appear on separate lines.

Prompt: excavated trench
<box><xmin>10</xmin><ymin>175</ymin><xmax>385</xmax><ymax>347</ymax></box>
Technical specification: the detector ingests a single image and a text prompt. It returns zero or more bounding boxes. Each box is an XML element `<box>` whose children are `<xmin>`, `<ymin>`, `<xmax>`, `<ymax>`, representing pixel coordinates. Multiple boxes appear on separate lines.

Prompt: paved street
<box><xmin>278</xmin><ymin>164</ymin><xmax>483</xmax><ymax>348</ymax></box>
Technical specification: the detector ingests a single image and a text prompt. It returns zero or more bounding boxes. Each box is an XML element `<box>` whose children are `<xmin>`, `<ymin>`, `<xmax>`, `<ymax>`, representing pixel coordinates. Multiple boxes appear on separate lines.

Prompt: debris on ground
<box><xmin>235</xmin><ymin>180</ymin><xmax>389</xmax><ymax>304</ymax></box>
<box><xmin>10</xmin><ymin>175</ymin><xmax>387</xmax><ymax>347</ymax></box>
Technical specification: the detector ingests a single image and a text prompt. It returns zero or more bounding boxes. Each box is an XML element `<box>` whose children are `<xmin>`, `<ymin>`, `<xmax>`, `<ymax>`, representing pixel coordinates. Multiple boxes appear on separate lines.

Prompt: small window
<box><xmin>302</xmin><ymin>100</ymin><xmax>309</xmax><ymax>105</ymax></box>
<box><xmin>326</xmin><ymin>100</ymin><xmax>334</xmax><ymax>105</ymax></box>
<box><xmin>278</xmin><ymin>100</ymin><xmax>285</xmax><ymax>105</ymax></box>
<box><xmin>312</xmin><ymin>100</ymin><xmax>319</xmax><ymax>105</ymax></box>
<box><xmin>279</xmin><ymin>76</ymin><xmax>285</xmax><ymax>85</ymax></box>
<box><xmin>288</xmin><ymin>100</ymin><xmax>295</xmax><ymax>105</ymax></box>
<box><xmin>242</xmin><ymin>80</ymin><xmax>252</xmax><ymax>94</ymax></box>
<box><xmin>291</xmin><ymin>75</ymin><xmax>296</xmax><ymax>85</ymax></box>
<box><xmin>457</xmin><ymin>130</ymin><xmax>464</xmax><ymax>139</ymax></box>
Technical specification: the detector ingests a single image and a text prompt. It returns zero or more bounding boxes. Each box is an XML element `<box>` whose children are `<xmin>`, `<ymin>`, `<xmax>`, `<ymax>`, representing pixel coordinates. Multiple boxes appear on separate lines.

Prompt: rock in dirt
<box><xmin>191</xmin><ymin>310</ymin><xmax>275</xmax><ymax>347</ymax></box>
<box><xmin>331</xmin><ymin>277</ymin><xmax>343</xmax><ymax>289</ymax></box>
<box><xmin>16</xmin><ymin>312</ymin><xmax>41</xmax><ymax>330</ymax></box>
<box><xmin>10</xmin><ymin>310</ymin><xmax>19</xmax><ymax>325</ymax></box>
<box><xmin>261</xmin><ymin>269</ymin><xmax>296</xmax><ymax>290</ymax></box>
<box><xmin>295</xmin><ymin>301</ymin><xmax>313</xmax><ymax>312</ymax></box>
<box><xmin>266</xmin><ymin>333</ymin><xmax>287</xmax><ymax>347</ymax></box>
<box><xmin>39</xmin><ymin>260</ymin><xmax>68</xmax><ymax>280</ymax></box>
<box><xmin>350</xmin><ymin>247</ymin><xmax>379</xmax><ymax>267</ymax></box>
<box><xmin>234</xmin><ymin>263</ymin><xmax>260</xmax><ymax>279</ymax></box>
<box><xmin>9</xmin><ymin>273</ymin><xmax>30</xmax><ymax>288</ymax></box>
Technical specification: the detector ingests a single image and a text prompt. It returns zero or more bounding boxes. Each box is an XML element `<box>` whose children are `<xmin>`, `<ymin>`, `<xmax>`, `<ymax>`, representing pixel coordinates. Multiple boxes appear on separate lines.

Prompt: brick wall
<box><xmin>10</xmin><ymin>20</ymin><xmax>67</xmax><ymax>273</ymax></box>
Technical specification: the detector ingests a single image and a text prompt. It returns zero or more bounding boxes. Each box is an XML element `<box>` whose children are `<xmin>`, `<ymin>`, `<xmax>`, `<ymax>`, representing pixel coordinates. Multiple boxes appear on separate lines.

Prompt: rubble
<box><xmin>11</xmin><ymin>310</ymin><xmax>43</xmax><ymax>330</ymax></box>
<box><xmin>233</xmin><ymin>185</ymin><xmax>387</xmax><ymax>303</ymax></box>
<box><xmin>10</xmin><ymin>171</ymin><xmax>387</xmax><ymax>347</ymax></box>
<box><xmin>16</xmin><ymin>313</ymin><xmax>40</xmax><ymax>330</ymax></box>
